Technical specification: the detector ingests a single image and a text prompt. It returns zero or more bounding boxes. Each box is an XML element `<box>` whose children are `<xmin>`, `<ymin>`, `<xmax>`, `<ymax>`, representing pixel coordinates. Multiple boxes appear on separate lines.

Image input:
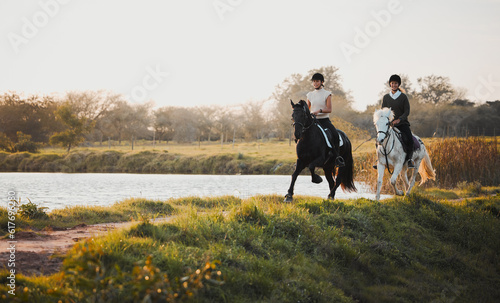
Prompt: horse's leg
<box><xmin>401</xmin><ymin>165</ymin><xmax>409</xmax><ymax>193</ymax></box>
<box><xmin>406</xmin><ymin>158</ymin><xmax>422</xmax><ymax>195</ymax></box>
<box><xmin>376</xmin><ymin>163</ymin><xmax>385</xmax><ymax>201</ymax></box>
<box><xmin>324</xmin><ymin>167</ymin><xmax>337</xmax><ymax>200</ymax></box>
<box><xmin>391</xmin><ymin>162</ymin><xmax>405</xmax><ymax>196</ymax></box>
<box><xmin>285</xmin><ymin>160</ymin><xmax>306</xmax><ymax>202</ymax></box>
<box><xmin>309</xmin><ymin>156</ymin><xmax>326</xmax><ymax>184</ymax></box>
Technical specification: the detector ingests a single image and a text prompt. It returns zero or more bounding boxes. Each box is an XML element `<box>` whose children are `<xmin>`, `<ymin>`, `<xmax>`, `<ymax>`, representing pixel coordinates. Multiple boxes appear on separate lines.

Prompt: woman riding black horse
<box><xmin>307</xmin><ymin>73</ymin><xmax>345</xmax><ymax>167</ymax></box>
<box><xmin>285</xmin><ymin>100</ymin><xmax>356</xmax><ymax>202</ymax></box>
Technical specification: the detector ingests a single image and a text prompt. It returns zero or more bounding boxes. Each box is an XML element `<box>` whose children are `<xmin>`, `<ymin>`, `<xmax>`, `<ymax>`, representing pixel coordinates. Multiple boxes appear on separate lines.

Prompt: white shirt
<box><xmin>390</xmin><ymin>90</ymin><xmax>402</xmax><ymax>100</ymax></box>
<box><xmin>306</xmin><ymin>88</ymin><xmax>331</xmax><ymax>119</ymax></box>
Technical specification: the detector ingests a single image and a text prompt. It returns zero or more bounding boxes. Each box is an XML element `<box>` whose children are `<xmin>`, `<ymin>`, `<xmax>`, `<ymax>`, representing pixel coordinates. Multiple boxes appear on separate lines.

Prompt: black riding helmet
<box><xmin>388</xmin><ymin>74</ymin><xmax>401</xmax><ymax>85</ymax></box>
<box><xmin>311</xmin><ymin>73</ymin><xmax>325</xmax><ymax>82</ymax></box>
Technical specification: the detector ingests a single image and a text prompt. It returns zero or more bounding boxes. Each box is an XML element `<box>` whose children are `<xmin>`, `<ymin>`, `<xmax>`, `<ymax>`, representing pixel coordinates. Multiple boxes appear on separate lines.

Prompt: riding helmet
<box><xmin>311</xmin><ymin>73</ymin><xmax>325</xmax><ymax>82</ymax></box>
<box><xmin>388</xmin><ymin>74</ymin><xmax>401</xmax><ymax>85</ymax></box>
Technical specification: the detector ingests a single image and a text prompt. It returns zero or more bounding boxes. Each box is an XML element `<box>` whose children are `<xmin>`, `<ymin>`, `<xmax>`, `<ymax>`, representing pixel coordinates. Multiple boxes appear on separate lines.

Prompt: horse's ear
<box><xmin>290</xmin><ymin>99</ymin><xmax>294</xmax><ymax>107</ymax></box>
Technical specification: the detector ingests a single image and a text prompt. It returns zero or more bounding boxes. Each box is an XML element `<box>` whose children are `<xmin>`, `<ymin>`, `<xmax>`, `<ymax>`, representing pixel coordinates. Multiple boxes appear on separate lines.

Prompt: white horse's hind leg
<box><xmin>401</xmin><ymin>165</ymin><xmax>409</xmax><ymax>193</ymax></box>
<box><xmin>391</xmin><ymin>163</ymin><xmax>405</xmax><ymax>196</ymax></box>
<box><xmin>376</xmin><ymin>164</ymin><xmax>385</xmax><ymax>201</ymax></box>
<box><xmin>406</xmin><ymin>159</ymin><xmax>422</xmax><ymax>195</ymax></box>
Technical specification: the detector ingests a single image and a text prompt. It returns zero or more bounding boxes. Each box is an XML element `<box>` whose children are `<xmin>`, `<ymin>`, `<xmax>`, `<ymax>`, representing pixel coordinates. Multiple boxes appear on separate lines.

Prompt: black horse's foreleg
<box><xmin>285</xmin><ymin>160</ymin><xmax>306</xmax><ymax>202</ymax></box>
<box><xmin>309</xmin><ymin>164</ymin><xmax>323</xmax><ymax>184</ymax></box>
<box><xmin>324</xmin><ymin>167</ymin><xmax>337</xmax><ymax>199</ymax></box>
<box><xmin>309</xmin><ymin>156</ymin><xmax>326</xmax><ymax>184</ymax></box>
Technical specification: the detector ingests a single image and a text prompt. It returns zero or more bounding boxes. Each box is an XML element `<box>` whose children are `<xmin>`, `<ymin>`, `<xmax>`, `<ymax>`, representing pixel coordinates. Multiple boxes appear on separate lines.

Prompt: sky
<box><xmin>1</xmin><ymin>0</ymin><xmax>500</xmax><ymax>111</ymax></box>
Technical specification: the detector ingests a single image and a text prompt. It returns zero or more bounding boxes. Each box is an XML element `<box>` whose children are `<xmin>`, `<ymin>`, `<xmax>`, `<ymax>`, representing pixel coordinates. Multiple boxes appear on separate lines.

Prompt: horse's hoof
<box><xmin>312</xmin><ymin>175</ymin><xmax>323</xmax><ymax>184</ymax></box>
<box><xmin>284</xmin><ymin>194</ymin><xmax>293</xmax><ymax>202</ymax></box>
<box><xmin>327</xmin><ymin>195</ymin><xmax>334</xmax><ymax>200</ymax></box>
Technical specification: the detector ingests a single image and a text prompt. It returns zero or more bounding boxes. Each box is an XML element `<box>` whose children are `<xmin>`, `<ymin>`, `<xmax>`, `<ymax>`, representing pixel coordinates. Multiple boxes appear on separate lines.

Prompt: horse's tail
<box><xmin>418</xmin><ymin>147</ymin><xmax>436</xmax><ymax>185</ymax></box>
<box><xmin>337</xmin><ymin>131</ymin><xmax>357</xmax><ymax>192</ymax></box>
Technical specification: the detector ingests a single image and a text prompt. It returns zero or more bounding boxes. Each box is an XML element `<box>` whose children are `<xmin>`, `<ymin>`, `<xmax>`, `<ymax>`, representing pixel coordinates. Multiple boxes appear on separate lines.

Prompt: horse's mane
<box><xmin>373</xmin><ymin>107</ymin><xmax>394</xmax><ymax>124</ymax></box>
<box><xmin>297</xmin><ymin>100</ymin><xmax>310</xmax><ymax>114</ymax></box>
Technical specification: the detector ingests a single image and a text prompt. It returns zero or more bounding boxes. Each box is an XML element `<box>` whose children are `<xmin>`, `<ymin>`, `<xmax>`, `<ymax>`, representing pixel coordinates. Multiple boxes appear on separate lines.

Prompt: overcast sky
<box><xmin>1</xmin><ymin>0</ymin><xmax>499</xmax><ymax>111</ymax></box>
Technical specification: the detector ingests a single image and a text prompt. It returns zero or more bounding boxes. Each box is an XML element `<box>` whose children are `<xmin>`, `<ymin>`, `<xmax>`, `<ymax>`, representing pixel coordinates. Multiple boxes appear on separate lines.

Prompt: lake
<box><xmin>0</xmin><ymin>173</ymin><xmax>387</xmax><ymax>211</ymax></box>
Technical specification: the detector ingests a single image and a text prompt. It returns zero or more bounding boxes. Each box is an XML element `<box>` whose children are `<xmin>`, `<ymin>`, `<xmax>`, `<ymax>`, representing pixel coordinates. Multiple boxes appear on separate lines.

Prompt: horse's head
<box><xmin>290</xmin><ymin>99</ymin><xmax>312</xmax><ymax>140</ymax></box>
<box><xmin>373</xmin><ymin>107</ymin><xmax>394</xmax><ymax>143</ymax></box>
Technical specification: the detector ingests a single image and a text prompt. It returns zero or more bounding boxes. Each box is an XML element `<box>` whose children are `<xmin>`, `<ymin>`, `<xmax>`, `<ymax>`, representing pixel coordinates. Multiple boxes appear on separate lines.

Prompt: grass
<box><xmin>0</xmin><ymin>198</ymin><xmax>176</xmax><ymax>236</ymax></box>
<box><xmin>1</xmin><ymin>188</ymin><xmax>499</xmax><ymax>302</ymax></box>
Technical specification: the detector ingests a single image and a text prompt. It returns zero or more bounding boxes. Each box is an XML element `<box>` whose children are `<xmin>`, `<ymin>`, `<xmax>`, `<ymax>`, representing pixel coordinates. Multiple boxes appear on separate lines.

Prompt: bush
<box><xmin>18</xmin><ymin>199</ymin><xmax>49</xmax><ymax>220</ymax></box>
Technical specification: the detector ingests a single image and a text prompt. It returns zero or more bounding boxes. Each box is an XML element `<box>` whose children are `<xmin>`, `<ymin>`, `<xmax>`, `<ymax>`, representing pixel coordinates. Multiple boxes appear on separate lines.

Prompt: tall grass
<box><xmin>428</xmin><ymin>137</ymin><xmax>499</xmax><ymax>187</ymax></box>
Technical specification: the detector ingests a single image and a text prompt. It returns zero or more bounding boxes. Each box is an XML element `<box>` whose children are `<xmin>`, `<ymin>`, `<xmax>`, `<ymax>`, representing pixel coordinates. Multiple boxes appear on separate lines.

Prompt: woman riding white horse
<box><xmin>373</xmin><ymin>108</ymin><xmax>436</xmax><ymax>201</ymax></box>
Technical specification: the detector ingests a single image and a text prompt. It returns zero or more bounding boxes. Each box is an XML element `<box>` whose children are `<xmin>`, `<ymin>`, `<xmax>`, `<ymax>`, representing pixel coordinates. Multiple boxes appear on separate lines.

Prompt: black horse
<box><xmin>285</xmin><ymin>100</ymin><xmax>356</xmax><ymax>202</ymax></box>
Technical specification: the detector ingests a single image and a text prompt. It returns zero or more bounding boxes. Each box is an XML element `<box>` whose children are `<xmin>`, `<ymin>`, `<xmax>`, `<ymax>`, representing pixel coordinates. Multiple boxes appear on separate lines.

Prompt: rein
<box><xmin>377</xmin><ymin>118</ymin><xmax>396</xmax><ymax>175</ymax></box>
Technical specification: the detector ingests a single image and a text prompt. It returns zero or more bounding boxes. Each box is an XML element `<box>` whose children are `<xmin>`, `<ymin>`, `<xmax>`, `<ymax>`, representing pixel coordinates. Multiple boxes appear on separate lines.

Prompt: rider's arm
<box><xmin>323</xmin><ymin>95</ymin><xmax>332</xmax><ymax>113</ymax></box>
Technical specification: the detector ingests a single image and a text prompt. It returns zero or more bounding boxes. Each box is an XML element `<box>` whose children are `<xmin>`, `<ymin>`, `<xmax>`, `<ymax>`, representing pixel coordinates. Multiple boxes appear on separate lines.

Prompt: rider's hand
<box><xmin>391</xmin><ymin>119</ymin><xmax>400</xmax><ymax>126</ymax></box>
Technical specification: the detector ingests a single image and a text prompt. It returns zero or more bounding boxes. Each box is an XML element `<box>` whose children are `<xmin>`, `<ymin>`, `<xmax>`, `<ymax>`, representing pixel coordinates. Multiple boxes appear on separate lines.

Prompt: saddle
<box><xmin>393</xmin><ymin>128</ymin><xmax>421</xmax><ymax>153</ymax></box>
<box><xmin>317</xmin><ymin>124</ymin><xmax>343</xmax><ymax>148</ymax></box>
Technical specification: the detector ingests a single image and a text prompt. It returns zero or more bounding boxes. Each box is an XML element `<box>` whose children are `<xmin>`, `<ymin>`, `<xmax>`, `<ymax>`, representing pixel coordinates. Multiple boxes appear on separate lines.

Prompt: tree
<box><xmin>242</xmin><ymin>102</ymin><xmax>268</xmax><ymax>141</ymax></box>
<box><xmin>0</xmin><ymin>132</ymin><xmax>13</xmax><ymax>152</ymax></box>
<box><xmin>102</xmin><ymin>100</ymin><xmax>131</xmax><ymax>144</ymax></box>
<box><xmin>123</xmin><ymin>102</ymin><xmax>152</xmax><ymax>149</ymax></box>
<box><xmin>49</xmin><ymin>103</ymin><xmax>95</xmax><ymax>152</ymax></box>
<box><xmin>153</xmin><ymin>106</ymin><xmax>175</xmax><ymax>143</ymax></box>
<box><xmin>12</xmin><ymin>132</ymin><xmax>39</xmax><ymax>153</ymax></box>
<box><xmin>195</xmin><ymin>106</ymin><xmax>218</xmax><ymax>142</ymax></box>
<box><xmin>170</xmin><ymin>107</ymin><xmax>198</xmax><ymax>143</ymax></box>
<box><xmin>0</xmin><ymin>93</ymin><xmax>60</xmax><ymax>143</ymax></box>
<box><xmin>417</xmin><ymin>75</ymin><xmax>455</xmax><ymax>105</ymax></box>
<box><xmin>64</xmin><ymin>91</ymin><xmax>121</xmax><ymax>145</ymax></box>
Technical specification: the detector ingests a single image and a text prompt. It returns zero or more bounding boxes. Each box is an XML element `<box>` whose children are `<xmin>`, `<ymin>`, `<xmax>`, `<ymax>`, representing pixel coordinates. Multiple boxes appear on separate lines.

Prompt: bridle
<box><xmin>292</xmin><ymin>106</ymin><xmax>314</xmax><ymax>135</ymax></box>
<box><xmin>377</xmin><ymin>116</ymin><xmax>396</xmax><ymax>174</ymax></box>
<box><xmin>377</xmin><ymin>117</ymin><xmax>391</xmax><ymax>142</ymax></box>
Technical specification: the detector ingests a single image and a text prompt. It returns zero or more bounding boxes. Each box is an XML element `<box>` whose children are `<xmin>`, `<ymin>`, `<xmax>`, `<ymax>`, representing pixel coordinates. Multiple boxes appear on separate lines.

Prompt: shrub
<box><xmin>18</xmin><ymin>199</ymin><xmax>49</xmax><ymax>220</ymax></box>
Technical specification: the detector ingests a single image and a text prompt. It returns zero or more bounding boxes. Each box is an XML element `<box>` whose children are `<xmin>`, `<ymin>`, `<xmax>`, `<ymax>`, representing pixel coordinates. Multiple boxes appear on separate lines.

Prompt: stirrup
<box><xmin>407</xmin><ymin>159</ymin><xmax>415</xmax><ymax>168</ymax></box>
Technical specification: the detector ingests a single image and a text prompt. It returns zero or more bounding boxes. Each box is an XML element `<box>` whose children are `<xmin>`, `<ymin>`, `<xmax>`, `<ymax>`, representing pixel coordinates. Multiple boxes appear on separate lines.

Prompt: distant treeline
<box><xmin>1</xmin><ymin>66</ymin><xmax>499</xmax><ymax>153</ymax></box>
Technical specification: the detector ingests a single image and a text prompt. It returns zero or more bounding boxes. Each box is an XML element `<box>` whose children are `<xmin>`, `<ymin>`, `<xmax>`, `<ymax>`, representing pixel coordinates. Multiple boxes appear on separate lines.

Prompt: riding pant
<box><xmin>394</xmin><ymin>124</ymin><xmax>414</xmax><ymax>160</ymax></box>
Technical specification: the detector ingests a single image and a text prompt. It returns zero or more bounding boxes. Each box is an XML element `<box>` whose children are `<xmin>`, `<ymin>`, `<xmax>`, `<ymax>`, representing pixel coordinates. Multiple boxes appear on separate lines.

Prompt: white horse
<box><xmin>373</xmin><ymin>108</ymin><xmax>436</xmax><ymax>201</ymax></box>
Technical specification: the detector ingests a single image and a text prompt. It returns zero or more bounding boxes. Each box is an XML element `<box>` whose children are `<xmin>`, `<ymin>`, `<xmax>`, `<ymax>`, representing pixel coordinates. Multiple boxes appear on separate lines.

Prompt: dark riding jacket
<box><xmin>381</xmin><ymin>92</ymin><xmax>410</xmax><ymax>126</ymax></box>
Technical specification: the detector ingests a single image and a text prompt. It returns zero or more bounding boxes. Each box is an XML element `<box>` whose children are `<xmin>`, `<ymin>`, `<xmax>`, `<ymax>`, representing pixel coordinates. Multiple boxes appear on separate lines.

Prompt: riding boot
<box><xmin>407</xmin><ymin>150</ymin><xmax>415</xmax><ymax>168</ymax></box>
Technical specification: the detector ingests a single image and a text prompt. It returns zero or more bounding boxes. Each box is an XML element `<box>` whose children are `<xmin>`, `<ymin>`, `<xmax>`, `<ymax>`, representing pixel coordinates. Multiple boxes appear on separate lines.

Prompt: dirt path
<box><xmin>0</xmin><ymin>218</ymin><xmax>171</xmax><ymax>276</ymax></box>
